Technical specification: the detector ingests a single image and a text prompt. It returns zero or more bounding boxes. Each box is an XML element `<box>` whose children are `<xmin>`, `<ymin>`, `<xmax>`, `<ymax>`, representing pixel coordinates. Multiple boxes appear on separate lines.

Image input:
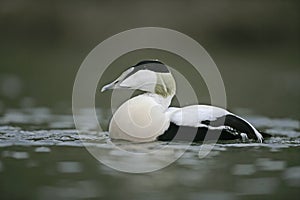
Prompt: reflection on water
<box><xmin>0</xmin><ymin>108</ymin><xmax>300</xmax><ymax>199</ymax></box>
<box><xmin>283</xmin><ymin>167</ymin><xmax>300</xmax><ymax>187</ymax></box>
<box><xmin>56</xmin><ymin>161</ymin><xmax>83</xmax><ymax>173</ymax></box>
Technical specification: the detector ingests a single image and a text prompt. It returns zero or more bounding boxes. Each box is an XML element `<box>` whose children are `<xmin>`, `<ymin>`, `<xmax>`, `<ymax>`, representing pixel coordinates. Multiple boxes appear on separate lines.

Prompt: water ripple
<box><xmin>0</xmin><ymin>108</ymin><xmax>299</xmax><ymax>149</ymax></box>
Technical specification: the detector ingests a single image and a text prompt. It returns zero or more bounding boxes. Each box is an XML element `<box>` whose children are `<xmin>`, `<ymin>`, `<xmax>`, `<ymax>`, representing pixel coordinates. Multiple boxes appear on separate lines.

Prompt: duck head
<box><xmin>101</xmin><ymin>60</ymin><xmax>176</xmax><ymax>98</ymax></box>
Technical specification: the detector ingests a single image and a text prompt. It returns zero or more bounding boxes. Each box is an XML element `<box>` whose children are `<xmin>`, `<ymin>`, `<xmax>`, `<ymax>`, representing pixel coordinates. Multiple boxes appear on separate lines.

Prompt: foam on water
<box><xmin>0</xmin><ymin>108</ymin><xmax>299</xmax><ymax>149</ymax></box>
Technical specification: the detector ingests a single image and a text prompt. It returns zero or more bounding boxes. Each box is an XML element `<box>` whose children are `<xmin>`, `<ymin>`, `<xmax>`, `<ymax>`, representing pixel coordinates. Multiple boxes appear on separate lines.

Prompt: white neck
<box><xmin>144</xmin><ymin>93</ymin><xmax>174</xmax><ymax>110</ymax></box>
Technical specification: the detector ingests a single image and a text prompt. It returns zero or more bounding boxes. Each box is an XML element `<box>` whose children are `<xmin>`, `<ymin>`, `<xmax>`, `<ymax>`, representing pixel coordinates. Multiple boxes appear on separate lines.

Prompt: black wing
<box><xmin>158</xmin><ymin>122</ymin><xmax>242</xmax><ymax>142</ymax></box>
<box><xmin>158</xmin><ymin>114</ymin><xmax>266</xmax><ymax>142</ymax></box>
<box><xmin>201</xmin><ymin>114</ymin><xmax>259</xmax><ymax>140</ymax></box>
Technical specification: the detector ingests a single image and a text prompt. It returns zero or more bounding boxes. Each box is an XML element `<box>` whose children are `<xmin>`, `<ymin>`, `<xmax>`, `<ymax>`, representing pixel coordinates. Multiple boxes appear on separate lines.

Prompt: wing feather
<box><xmin>166</xmin><ymin>105</ymin><xmax>263</xmax><ymax>142</ymax></box>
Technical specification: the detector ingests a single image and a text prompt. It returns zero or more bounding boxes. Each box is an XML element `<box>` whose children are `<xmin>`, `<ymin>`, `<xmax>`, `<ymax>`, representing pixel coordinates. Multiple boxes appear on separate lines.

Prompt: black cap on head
<box><xmin>123</xmin><ymin>60</ymin><xmax>169</xmax><ymax>80</ymax></box>
<box><xmin>133</xmin><ymin>60</ymin><xmax>170</xmax><ymax>73</ymax></box>
<box><xmin>134</xmin><ymin>60</ymin><xmax>169</xmax><ymax>73</ymax></box>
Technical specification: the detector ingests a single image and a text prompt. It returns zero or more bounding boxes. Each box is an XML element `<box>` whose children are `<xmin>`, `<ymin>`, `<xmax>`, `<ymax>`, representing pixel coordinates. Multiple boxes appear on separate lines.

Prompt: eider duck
<box><xmin>101</xmin><ymin>60</ymin><xmax>263</xmax><ymax>143</ymax></box>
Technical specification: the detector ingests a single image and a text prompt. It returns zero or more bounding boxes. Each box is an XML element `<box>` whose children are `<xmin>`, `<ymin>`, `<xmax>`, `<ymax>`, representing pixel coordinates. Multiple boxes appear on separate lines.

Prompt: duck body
<box><xmin>101</xmin><ymin>60</ymin><xmax>264</xmax><ymax>143</ymax></box>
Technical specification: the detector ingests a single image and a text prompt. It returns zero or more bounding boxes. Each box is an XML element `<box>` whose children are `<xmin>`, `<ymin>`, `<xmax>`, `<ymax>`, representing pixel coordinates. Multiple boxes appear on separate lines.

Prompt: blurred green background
<box><xmin>0</xmin><ymin>0</ymin><xmax>299</xmax><ymax>118</ymax></box>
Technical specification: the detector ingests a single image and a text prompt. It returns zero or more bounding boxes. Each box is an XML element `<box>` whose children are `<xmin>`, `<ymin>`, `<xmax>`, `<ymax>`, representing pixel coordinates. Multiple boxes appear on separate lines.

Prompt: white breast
<box><xmin>109</xmin><ymin>94</ymin><xmax>170</xmax><ymax>142</ymax></box>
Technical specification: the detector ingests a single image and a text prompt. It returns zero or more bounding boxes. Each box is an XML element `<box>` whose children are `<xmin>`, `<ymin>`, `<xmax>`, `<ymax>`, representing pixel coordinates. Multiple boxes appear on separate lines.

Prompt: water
<box><xmin>0</xmin><ymin>0</ymin><xmax>299</xmax><ymax>199</ymax></box>
<box><xmin>0</xmin><ymin>108</ymin><xmax>299</xmax><ymax>200</ymax></box>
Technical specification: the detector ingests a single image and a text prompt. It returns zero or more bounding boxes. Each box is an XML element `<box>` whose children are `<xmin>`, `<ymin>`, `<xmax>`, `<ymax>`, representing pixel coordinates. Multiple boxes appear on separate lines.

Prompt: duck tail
<box><xmin>223</xmin><ymin>114</ymin><xmax>264</xmax><ymax>143</ymax></box>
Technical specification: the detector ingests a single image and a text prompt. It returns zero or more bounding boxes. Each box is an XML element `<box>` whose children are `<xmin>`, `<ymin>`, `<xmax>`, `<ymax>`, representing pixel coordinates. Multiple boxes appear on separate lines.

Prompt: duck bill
<box><xmin>101</xmin><ymin>82</ymin><xmax>117</xmax><ymax>92</ymax></box>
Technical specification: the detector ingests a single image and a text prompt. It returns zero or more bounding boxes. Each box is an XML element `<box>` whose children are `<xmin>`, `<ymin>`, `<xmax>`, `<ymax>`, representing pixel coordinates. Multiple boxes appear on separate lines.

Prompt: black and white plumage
<box><xmin>101</xmin><ymin>60</ymin><xmax>263</xmax><ymax>143</ymax></box>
